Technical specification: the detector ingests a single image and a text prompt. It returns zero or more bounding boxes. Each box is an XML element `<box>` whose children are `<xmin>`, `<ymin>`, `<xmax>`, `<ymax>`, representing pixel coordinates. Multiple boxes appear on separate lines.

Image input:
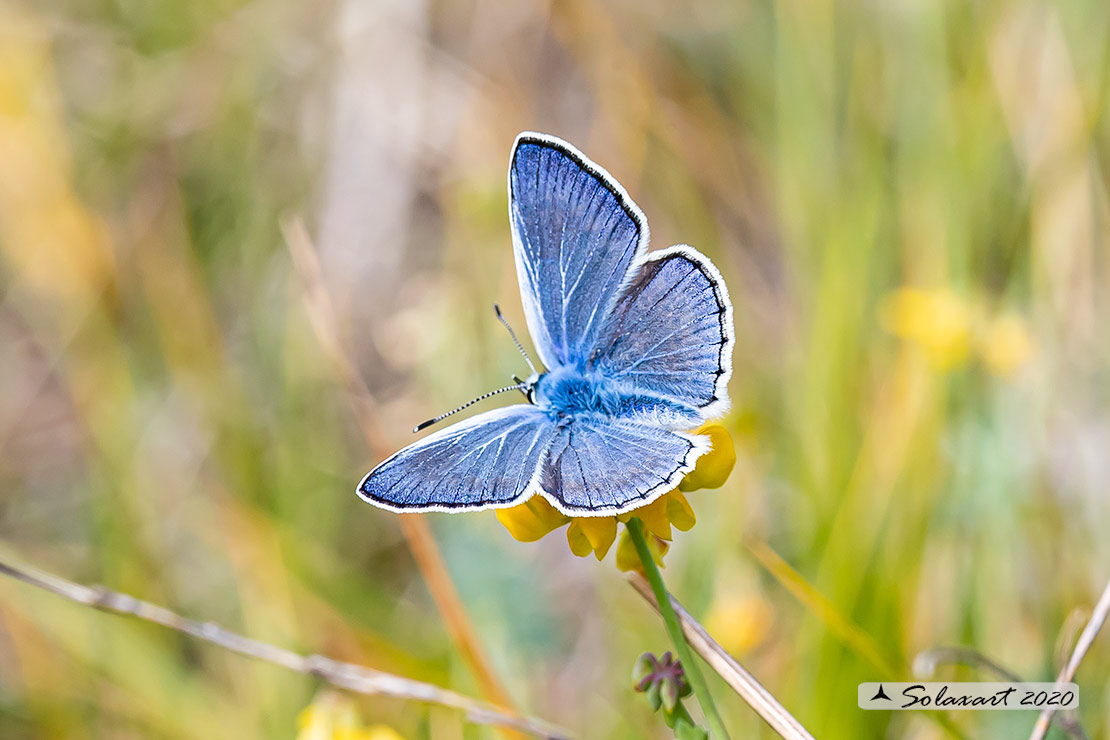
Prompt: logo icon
<box><xmin>870</xmin><ymin>684</ymin><xmax>892</xmax><ymax>702</ymax></box>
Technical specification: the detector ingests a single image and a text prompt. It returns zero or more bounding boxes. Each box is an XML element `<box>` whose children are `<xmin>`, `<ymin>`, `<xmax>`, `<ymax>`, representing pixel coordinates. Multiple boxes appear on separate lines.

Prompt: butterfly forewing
<box><xmin>358</xmin><ymin>406</ymin><xmax>554</xmax><ymax>512</ymax></box>
<box><xmin>509</xmin><ymin>134</ymin><xmax>646</xmax><ymax>370</ymax></box>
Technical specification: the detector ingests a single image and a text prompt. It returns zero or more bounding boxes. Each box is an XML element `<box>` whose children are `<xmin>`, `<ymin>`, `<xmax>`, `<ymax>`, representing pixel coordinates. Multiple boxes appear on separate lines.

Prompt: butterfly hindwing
<box><xmin>358</xmin><ymin>406</ymin><xmax>554</xmax><ymax>512</ymax></box>
<box><xmin>509</xmin><ymin>133</ymin><xmax>647</xmax><ymax>370</ymax></box>
<box><xmin>540</xmin><ymin>418</ymin><xmax>709</xmax><ymax>515</ymax></box>
<box><xmin>589</xmin><ymin>246</ymin><xmax>733</xmax><ymax>420</ymax></box>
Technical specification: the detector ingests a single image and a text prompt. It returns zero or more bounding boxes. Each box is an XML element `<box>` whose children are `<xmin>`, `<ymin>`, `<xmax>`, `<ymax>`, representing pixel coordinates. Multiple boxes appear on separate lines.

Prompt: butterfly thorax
<box><xmin>532</xmin><ymin>365</ymin><xmax>700</xmax><ymax>428</ymax></box>
<box><xmin>532</xmin><ymin>366</ymin><xmax>623</xmax><ymax>418</ymax></box>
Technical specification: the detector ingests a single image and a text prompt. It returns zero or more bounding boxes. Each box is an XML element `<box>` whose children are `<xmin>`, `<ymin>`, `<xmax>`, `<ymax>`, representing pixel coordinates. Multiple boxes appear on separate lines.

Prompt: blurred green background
<box><xmin>1</xmin><ymin>0</ymin><xmax>1109</xmax><ymax>738</ymax></box>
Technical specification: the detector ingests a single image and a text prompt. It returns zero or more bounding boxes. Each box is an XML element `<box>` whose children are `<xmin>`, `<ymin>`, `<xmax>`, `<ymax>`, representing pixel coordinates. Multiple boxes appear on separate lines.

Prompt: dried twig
<box><xmin>627</xmin><ymin>572</ymin><xmax>815</xmax><ymax>740</ymax></box>
<box><xmin>913</xmin><ymin>646</ymin><xmax>1024</xmax><ymax>683</ymax></box>
<box><xmin>1029</xmin><ymin>577</ymin><xmax>1110</xmax><ymax>740</ymax></box>
<box><xmin>0</xmin><ymin>557</ymin><xmax>571</xmax><ymax>739</ymax></box>
<box><xmin>915</xmin><ymin>647</ymin><xmax>1086</xmax><ymax>740</ymax></box>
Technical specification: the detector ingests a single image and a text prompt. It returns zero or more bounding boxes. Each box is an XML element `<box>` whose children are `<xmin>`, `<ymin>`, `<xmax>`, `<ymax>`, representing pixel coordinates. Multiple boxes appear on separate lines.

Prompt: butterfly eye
<box><xmin>523</xmin><ymin>380</ymin><xmax>539</xmax><ymax>405</ymax></box>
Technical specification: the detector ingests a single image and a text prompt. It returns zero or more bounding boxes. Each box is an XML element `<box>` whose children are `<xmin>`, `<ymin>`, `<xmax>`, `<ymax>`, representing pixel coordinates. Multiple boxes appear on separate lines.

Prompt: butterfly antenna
<box><xmin>413</xmin><ymin>384</ymin><xmax>526</xmax><ymax>433</ymax></box>
<box><xmin>494</xmin><ymin>304</ymin><xmax>538</xmax><ymax>375</ymax></box>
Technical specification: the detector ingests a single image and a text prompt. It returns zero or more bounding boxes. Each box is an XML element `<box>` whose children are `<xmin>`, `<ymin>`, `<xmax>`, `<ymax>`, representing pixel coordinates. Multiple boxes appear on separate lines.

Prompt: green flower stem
<box><xmin>627</xmin><ymin>518</ymin><xmax>730</xmax><ymax>740</ymax></box>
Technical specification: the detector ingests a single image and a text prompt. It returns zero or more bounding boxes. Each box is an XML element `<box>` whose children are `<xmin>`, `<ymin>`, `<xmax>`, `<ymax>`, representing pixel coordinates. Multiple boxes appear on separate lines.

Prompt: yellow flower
<box><xmin>979</xmin><ymin>314</ymin><xmax>1034</xmax><ymax>378</ymax></box>
<box><xmin>880</xmin><ymin>287</ymin><xmax>972</xmax><ymax>369</ymax></box>
<box><xmin>495</xmin><ymin>495</ymin><xmax>568</xmax><ymax>541</ymax></box>
<box><xmin>297</xmin><ymin>694</ymin><xmax>357</xmax><ymax>740</ymax></box>
<box><xmin>297</xmin><ymin>693</ymin><xmax>406</xmax><ymax>740</ymax></box>
<box><xmin>679</xmin><ymin>425</ymin><xmax>736</xmax><ymax>492</ymax></box>
<box><xmin>497</xmin><ymin>424</ymin><xmax>734</xmax><ymax>566</ymax></box>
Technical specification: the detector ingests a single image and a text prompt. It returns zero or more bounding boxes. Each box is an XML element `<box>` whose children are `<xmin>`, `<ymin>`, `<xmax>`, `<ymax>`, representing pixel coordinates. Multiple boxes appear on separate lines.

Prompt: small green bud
<box><xmin>660</xmin><ymin>676</ymin><xmax>679</xmax><ymax>712</ymax></box>
<box><xmin>632</xmin><ymin>653</ymin><xmax>655</xmax><ymax>689</ymax></box>
<box><xmin>646</xmin><ymin>680</ymin><xmax>662</xmax><ymax>712</ymax></box>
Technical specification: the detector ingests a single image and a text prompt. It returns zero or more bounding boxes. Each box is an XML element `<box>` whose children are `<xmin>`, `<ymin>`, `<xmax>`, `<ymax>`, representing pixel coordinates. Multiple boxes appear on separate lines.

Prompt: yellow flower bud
<box><xmin>679</xmin><ymin>425</ymin><xmax>736</xmax><ymax>492</ymax></box>
<box><xmin>565</xmin><ymin>521</ymin><xmax>593</xmax><ymax>557</ymax></box>
<box><xmin>495</xmin><ymin>495</ymin><xmax>569</xmax><ymax>542</ymax></box>
<box><xmin>665</xmin><ymin>491</ymin><xmax>696</xmax><ymax>531</ymax></box>
<box><xmin>615</xmin><ymin>528</ymin><xmax>669</xmax><ymax>572</ymax></box>
<box><xmin>637</xmin><ymin>496</ymin><xmax>673</xmax><ymax>541</ymax></box>
<box><xmin>567</xmin><ymin>516</ymin><xmax>617</xmax><ymax>559</ymax></box>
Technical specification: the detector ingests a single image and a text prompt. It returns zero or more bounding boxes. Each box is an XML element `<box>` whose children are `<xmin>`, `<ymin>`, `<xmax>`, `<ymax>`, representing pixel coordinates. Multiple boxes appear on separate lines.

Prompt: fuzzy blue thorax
<box><xmin>531</xmin><ymin>365</ymin><xmax>699</xmax><ymax>428</ymax></box>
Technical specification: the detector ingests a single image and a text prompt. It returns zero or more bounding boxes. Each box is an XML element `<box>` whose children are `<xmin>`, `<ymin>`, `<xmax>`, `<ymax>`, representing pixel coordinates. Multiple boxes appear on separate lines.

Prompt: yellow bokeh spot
<box><xmin>980</xmin><ymin>314</ymin><xmax>1034</xmax><ymax>378</ymax></box>
<box><xmin>0</xmin><ymin>6</ymin><xmax>116</xmax><ymax>307</ymax></box>
<box><xmin>705</xmin><ymin>593</ymin><xmax>773</xmax><ymax>656</ymax></box>
<box><xmin>880</xmin><ymin>287</ymin><xmax>972</xmax><ymax>369</ymax></box>
<box><xmin>679</xmin><ymin>425</ymin><xmax>736</xmax><ymax>492</ymax></box>
<box><xmin>336</xmin><ymin>727</ymin><xmax>407</xmax><ymax>740</ymax></box>
<box><xmin>495</xmin><ymin>495</ymin><xmax>569</xmax><ymax>542</ymax></box>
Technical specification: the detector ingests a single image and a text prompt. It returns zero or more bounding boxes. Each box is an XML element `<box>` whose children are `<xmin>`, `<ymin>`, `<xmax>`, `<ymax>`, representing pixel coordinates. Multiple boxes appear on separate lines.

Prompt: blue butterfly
<box><xmin>358</xmin><ymin>132</ymin><xmax>734</xmax><ymax>517</ymax></box>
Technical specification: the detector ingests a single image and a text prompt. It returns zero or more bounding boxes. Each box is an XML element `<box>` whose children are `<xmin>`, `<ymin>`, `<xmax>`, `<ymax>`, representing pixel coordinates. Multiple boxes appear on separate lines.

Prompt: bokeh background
<box><xmin>1</xmin><ymin>0</ymin><xmax>1109</xmax><ymax>738</ymax></box>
